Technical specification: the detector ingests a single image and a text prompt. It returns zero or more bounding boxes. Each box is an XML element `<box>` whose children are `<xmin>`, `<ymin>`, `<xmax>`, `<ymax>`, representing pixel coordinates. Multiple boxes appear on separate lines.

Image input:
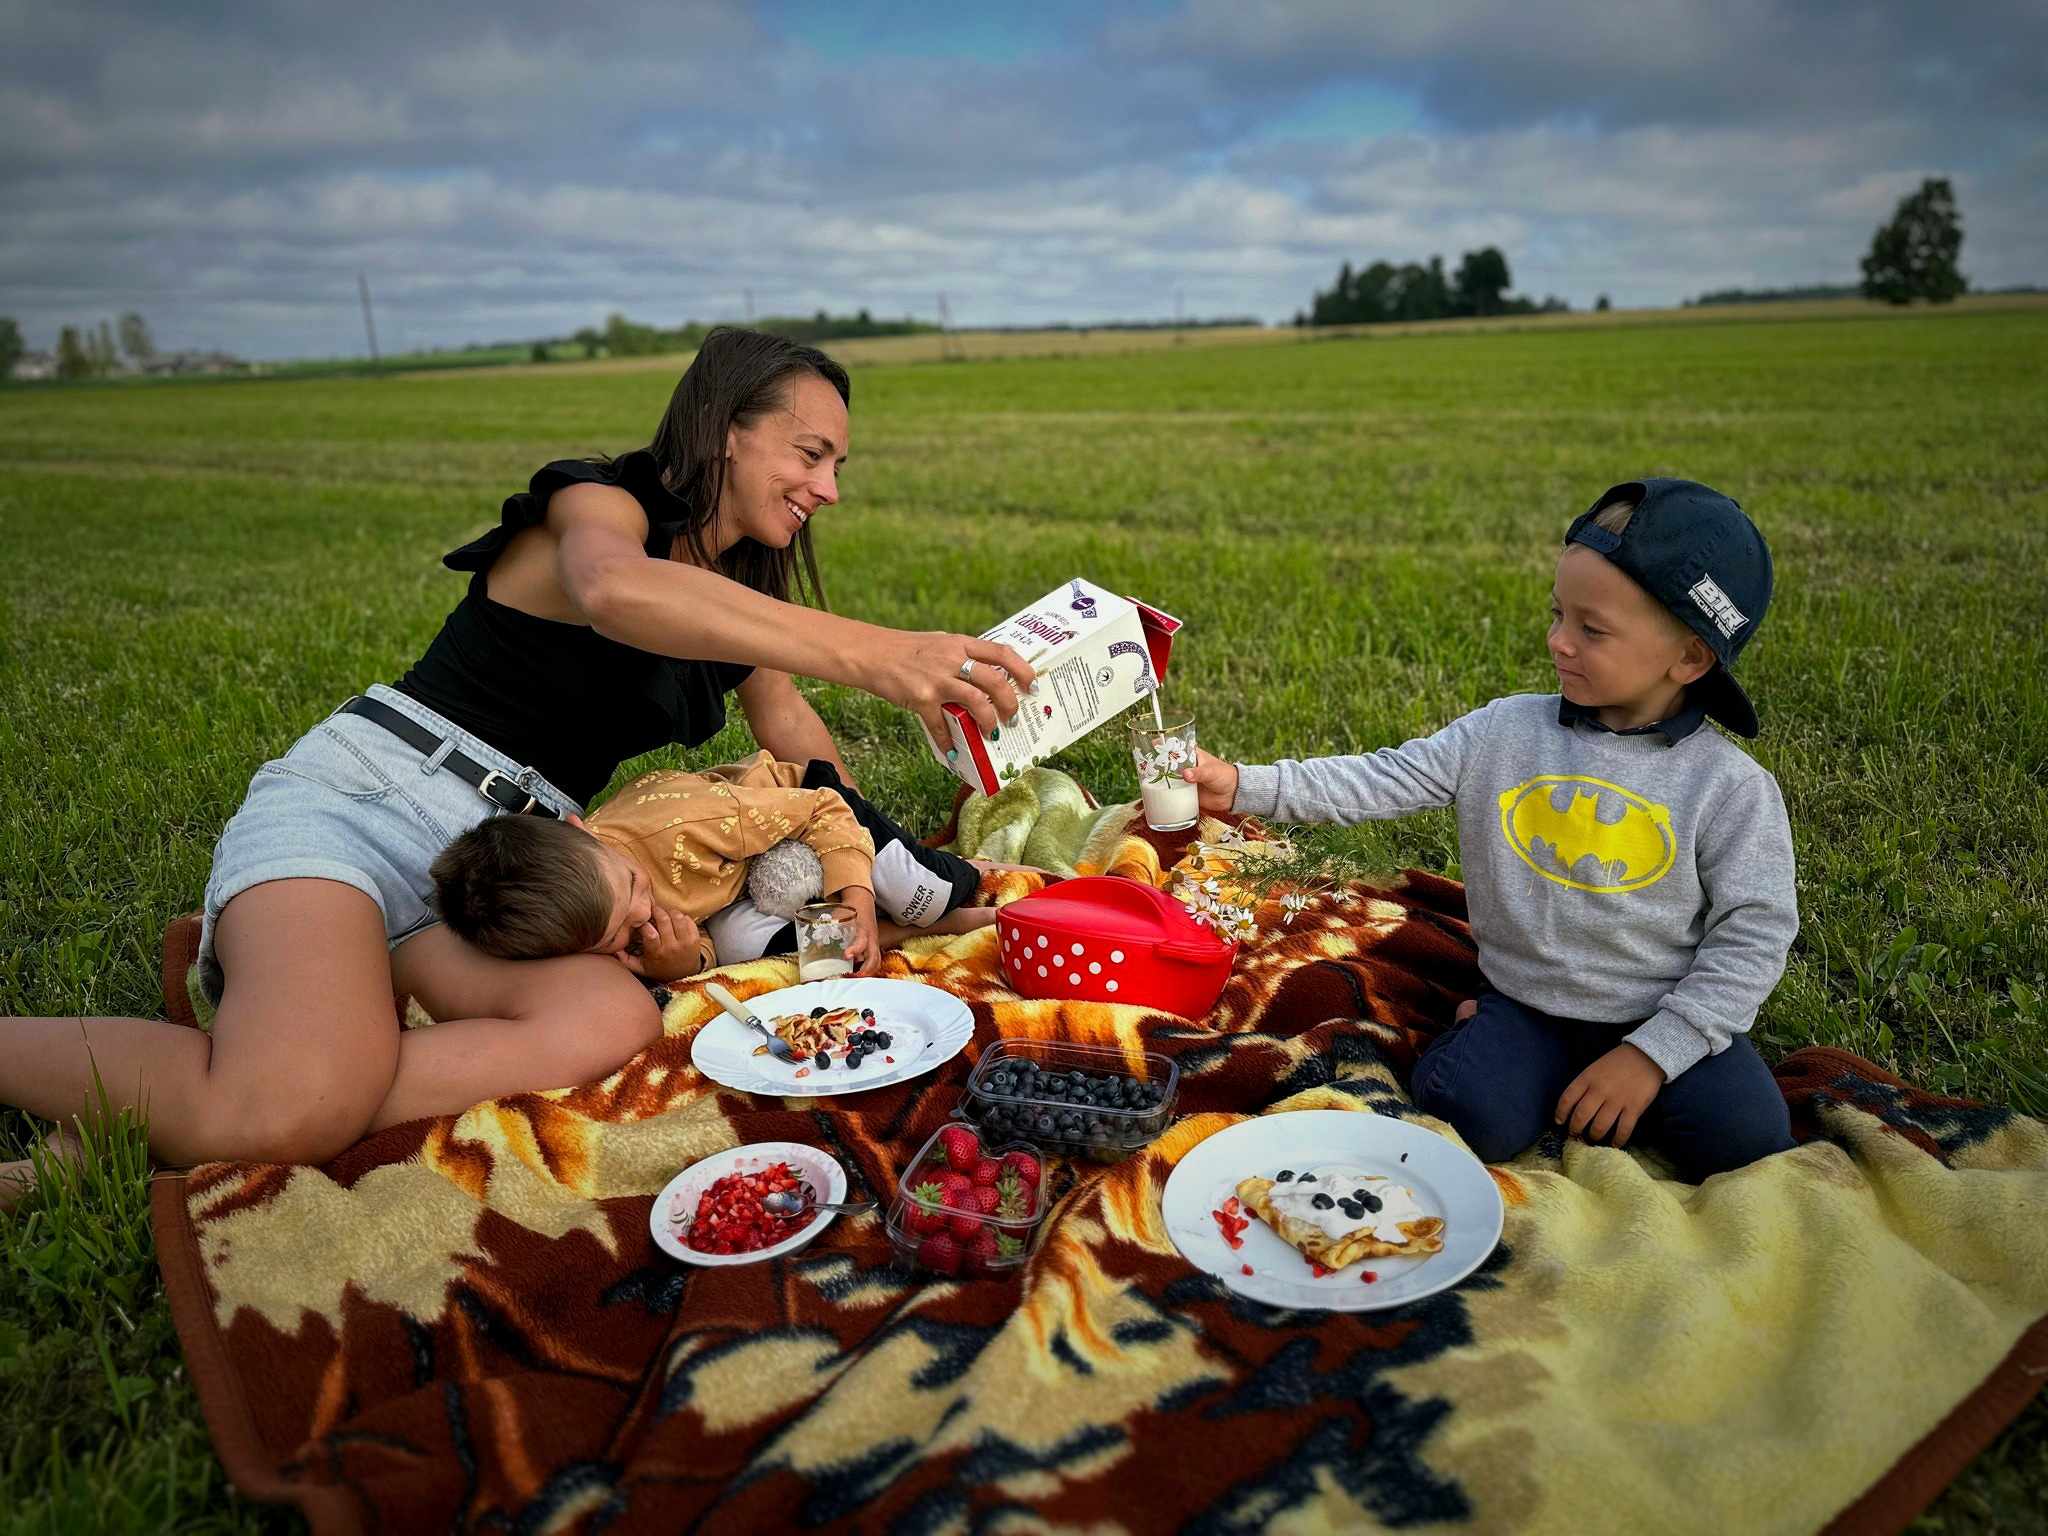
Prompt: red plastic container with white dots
<box><xmin>997</xmin><ymin>876</ymin><xmax>1237</xmax><ymax>1019</ymax></box>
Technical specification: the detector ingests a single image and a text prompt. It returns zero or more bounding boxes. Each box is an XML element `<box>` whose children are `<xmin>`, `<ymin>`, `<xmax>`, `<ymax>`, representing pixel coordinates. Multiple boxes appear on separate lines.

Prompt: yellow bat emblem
<box><xmin>1497</xmin><ymin>775</ymin><xmax>1675</xmax><ymax>894</ymax></box>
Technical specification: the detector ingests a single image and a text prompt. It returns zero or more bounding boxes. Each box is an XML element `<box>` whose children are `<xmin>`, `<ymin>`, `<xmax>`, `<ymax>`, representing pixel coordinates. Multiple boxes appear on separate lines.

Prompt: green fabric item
<box><xmin>186</xmin><ymin>963</ymin><xmax>214</xmax><ymax>1032</ymax></box>
<box><xmin>940</xmin><ymin>767</ymin><xmax>1132</xmax><ymax>876</ymax></box>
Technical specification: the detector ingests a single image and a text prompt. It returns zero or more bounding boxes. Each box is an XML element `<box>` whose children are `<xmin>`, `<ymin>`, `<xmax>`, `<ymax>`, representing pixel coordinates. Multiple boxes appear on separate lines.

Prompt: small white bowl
<box><xmin>649</xmin><ymin>1141</ymin><xmax>849</xmax><ymax>1267</ymax></box>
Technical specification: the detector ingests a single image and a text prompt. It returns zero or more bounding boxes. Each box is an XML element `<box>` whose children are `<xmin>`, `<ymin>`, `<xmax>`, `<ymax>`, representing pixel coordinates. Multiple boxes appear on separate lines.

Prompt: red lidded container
<box><xmin>997</xmin><ymin>876</ymin><xmax>1235</xmax><ymax>1019</ymax></box>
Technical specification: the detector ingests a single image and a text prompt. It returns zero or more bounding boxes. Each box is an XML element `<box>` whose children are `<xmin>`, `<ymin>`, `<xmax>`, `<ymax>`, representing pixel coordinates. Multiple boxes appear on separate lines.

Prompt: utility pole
<box><xmin>357</xmin><ymin>272</ymin><xmax>381</xmax><ymax>369</ymax></box>
<box><xmin>938</xmin><ymin>291</ymin><xmax>962</xmax><ymax>362</ymax></box>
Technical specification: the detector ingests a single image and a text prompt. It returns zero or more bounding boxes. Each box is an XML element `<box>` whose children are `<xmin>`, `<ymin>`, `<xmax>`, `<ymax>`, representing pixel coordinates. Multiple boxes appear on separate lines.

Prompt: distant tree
<box><xmin>529</xmin><ymin>341</ymin><xmax>550</xmax><ymax>364</ymax></box>
<box><xmin>1354</xmin><ymin>261</ymin><xmax>1396</xmax><ymax>322</ymax></box>
<box><xmin>96</xmin><ymin>319</ymin><xmax>118</xmax><ymax>374</ymax></box>
<box><xmin>1422</xmin><ymin>255</ymin><xmax>1452</xmax><ymax>318</ymax></box>
<box><xmin>573</xmin><ymin>326</ymin><xmax>603</xmax><ymax>358</ymax></box>
<box><xmin>1595</xmin><ymin>293</ymin><xmax>1612</xmax><ymax>312</ymax></box>
<box><xmin>1861</xmin><ymin>177</ymin><xmax>1966</xmax><ymax>305</ymax></box>
<box><xmin>118</xmin><ymin>311</ymin><xmax>155</xmax><ymax>363</ymax></box>
<box><xmin>1389</xmin><ymin>262</ymin><xmax>1433</xmax><ymax>321</ymax></box>
<box><xmin>0</xmin><ymin>317</ymin><xmax>21</xmax><ymax>379</ymax></box>
<box><xmin>1453</xmin><ymin>247</ymin><xmax>1512</xmax><ymax>316</ymax></box>
<box><xmin>57</xmin><ymin>325</ymin><xmax>92</xmax><ymax>380</ymax></box>
<box><xmin>604</xmin><ymin>311</ymin><xmax>659</xmax><ymax>356</ymax></box>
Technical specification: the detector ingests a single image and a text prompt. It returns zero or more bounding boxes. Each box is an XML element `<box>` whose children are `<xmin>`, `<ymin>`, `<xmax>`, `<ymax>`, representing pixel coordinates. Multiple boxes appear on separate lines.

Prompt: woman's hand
<box><xmin>863</xmin><ymin>631</ymin><xmax>1038</xmax><ymax>748</ymax></box>
<box><xmin>837</xmin><ymin>887</ymin><xmax>883</xmax><ymax>976</ymax></box>
<box><xmin>1180</xmin><ymin>749</ymin><xmax>1241</xmax><ymax>818</ymax></box>
<box><xmin>619</xmin><ymin>907</ymin><xmax>704</xmax><ymax>983</ymax></box>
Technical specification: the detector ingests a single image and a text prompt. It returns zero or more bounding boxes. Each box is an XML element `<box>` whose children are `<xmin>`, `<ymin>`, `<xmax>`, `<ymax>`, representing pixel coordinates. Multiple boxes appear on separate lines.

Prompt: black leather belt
<box><xmin>338</xmin><ymin>696</ymin><xmax>560</xmax><ymax>817</ymax></box>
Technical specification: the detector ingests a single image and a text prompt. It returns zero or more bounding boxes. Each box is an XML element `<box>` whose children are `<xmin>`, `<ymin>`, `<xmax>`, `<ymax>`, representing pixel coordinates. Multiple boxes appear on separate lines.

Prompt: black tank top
<box><xmin>395</xmin><ymin>451</ymin><xmax>753</xmax><ymax>804</ymax></box>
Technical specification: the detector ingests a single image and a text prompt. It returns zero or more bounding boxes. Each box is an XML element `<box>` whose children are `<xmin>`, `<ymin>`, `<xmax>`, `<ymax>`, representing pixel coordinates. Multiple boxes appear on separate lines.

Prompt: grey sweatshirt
<box><xmin>1233</xmin><ymin>693</ymin><xmax>1797</xmax><ymax>1080</ymax></box>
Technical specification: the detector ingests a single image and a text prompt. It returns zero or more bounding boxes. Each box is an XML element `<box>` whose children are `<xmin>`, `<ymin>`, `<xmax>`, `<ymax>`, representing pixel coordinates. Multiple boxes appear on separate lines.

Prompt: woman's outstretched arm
<box><xmin>547</xmin><ymin>482</ymin><xmax>1036</xmax><ymax>743</ymax></box>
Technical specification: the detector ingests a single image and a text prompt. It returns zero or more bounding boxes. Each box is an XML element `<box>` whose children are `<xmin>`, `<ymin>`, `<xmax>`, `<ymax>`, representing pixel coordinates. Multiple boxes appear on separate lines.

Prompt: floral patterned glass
<box><xmin>1129</xmin><ymin>714</ymin><xmax>1200</xmax><ymax>832</ymax></box>
<box><xmin>795</xmin><ymin>901</ymin><xmax>857</xmax><ymax>980</ymax></box>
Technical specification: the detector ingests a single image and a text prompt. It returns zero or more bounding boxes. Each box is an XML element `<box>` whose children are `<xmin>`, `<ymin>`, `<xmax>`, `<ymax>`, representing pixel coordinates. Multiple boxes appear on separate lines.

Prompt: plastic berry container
<box><xmin>886</xmin><ymin>1120</ymin><xmax>1049</xmax><ymax>1278</ymax></box>
<box><xmin>960</xmin><ymin>1038</ymin><xmax>1179</xmax><ymax>1158</ymax></box>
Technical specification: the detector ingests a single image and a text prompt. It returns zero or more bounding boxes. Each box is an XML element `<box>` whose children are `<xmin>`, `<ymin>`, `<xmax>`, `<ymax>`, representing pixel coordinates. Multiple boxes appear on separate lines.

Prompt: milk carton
<box><xmin>934</xmin><ymin>578</ymin><xmax>1182</xmax><ymax>796</ymax></box>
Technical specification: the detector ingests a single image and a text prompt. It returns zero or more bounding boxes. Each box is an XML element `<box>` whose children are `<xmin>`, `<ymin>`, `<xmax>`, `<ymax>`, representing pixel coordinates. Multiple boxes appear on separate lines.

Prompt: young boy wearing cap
<box><xmin>1185</xmin><ymin>479</ymin><xmax>1798</xmax><ymax>1181</ymax></box>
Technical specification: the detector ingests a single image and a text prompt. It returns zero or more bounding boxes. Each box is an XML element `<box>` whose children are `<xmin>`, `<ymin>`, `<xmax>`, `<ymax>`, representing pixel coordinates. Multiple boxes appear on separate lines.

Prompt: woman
<box><xmin>0</xmin><ymin>327</ymin><xmax>1032</xmax><ymax>1204</ymax></box>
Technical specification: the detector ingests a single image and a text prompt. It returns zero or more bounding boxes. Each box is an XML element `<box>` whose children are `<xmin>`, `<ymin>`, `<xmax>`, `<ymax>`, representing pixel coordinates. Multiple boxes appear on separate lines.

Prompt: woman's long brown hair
<box><xmin>641</xmin><ymin>325</ymin><xmax>849</xmax><ymax>607</ymax></box>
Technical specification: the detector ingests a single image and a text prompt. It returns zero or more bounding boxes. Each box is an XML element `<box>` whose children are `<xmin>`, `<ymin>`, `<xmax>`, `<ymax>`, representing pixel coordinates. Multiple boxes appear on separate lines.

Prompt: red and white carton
<box><xmin>934</xmin><ymin>578</ymin><xmax>1181</xmax><ymax>797</ymax></box>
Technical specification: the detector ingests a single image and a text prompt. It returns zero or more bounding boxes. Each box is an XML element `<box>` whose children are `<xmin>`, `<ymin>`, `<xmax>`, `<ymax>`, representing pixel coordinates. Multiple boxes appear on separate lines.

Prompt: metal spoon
<box><xmin>704</xmin><ymin>981</ymin><xmax>796</xmax><ymax>1062</ymax></box>
<box><xmin>762</xmin><ymin>1189</ymin><xmax>876</xmax><ymax>1219</ymax></box>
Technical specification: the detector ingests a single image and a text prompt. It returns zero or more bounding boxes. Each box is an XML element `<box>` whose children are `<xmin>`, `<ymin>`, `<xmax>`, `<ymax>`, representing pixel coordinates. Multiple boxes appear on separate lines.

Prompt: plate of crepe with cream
<box><xmin>1162</xmin><ymin>1109</ymin><xmax>1502</xmax><ymax>1310</ymax></box>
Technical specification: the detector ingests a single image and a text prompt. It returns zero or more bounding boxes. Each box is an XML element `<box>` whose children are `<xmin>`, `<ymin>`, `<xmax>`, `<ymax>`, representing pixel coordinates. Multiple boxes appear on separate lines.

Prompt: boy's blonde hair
<box><xmin>430</xmin><ymin>816</ymin><xmax>614</xmax><ymax>959</ymax></box>
<box><xmin>1590</xmin><ymin>497</ymin><xmax>1637</xmax><ymax>535</ymax></box>
<box><xmin>1581</xmin><ymin>493</ymin><xmax>1696</xmax><ymax>644</ymax></box>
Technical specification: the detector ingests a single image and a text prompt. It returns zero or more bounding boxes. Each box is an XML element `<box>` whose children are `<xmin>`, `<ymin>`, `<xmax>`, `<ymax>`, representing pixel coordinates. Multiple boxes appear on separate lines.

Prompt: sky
<box><xmin>3</xmin><ymin>0</ymin><xmax>2044</xmax><ymax>360</ymax></box>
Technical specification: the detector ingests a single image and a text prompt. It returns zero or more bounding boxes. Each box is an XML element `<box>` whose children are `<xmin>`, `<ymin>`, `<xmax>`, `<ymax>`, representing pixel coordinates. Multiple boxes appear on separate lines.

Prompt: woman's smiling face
<box><xmin>719</xmin><ymin>371</ymin><xmax>850</xmax><ymax>549</ymax></box>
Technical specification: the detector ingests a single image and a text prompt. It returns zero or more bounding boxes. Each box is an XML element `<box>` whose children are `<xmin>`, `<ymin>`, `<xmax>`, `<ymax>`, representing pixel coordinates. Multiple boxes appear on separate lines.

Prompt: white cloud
<box><xmin>1</xmin><ymin>0</ymin><xmax>2041</xmax><ymax>356</ymax></box>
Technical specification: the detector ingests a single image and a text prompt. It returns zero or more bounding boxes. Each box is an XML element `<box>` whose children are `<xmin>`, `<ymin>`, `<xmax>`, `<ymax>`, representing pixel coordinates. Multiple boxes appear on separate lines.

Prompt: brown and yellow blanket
<box><xmin>153</xmin><ymin>784</ymin><xmax>2048</xmax><ymax>1535</ymax></box>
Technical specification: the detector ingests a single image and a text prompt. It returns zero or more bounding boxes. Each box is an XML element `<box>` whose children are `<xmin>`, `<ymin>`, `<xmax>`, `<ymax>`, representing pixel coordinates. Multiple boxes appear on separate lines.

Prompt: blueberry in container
<box><xmin>960</xmin><ymin>1038</ymin><xmax>1179</xmax><ymax>1158</ymax></box>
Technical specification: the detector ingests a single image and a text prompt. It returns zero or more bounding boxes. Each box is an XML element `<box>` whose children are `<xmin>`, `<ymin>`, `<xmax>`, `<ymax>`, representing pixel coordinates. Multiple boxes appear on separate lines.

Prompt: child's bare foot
<box><xmin>0</xmin><ymin>1126</ymin><xmax>87</xmax><ymax>1214</ymax></box>
<box><xmin>928</xmin><ymin>905</ymin><xmax>998</xmax><ymax>935</ymax></box>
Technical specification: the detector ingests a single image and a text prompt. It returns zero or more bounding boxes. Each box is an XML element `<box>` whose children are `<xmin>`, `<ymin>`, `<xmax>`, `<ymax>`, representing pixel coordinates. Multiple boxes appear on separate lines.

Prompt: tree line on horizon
<box><xmin>0</xmin><ymin>180</ymin><xmax>1999</xmax><ymax>382</ymax></box>
<box><xmin>1297</xmin><ymin>246</ymin><xmax>1578</xmax><ymax>327</ymax></box>
<box><xmin>0</xmin><ymin>312</ymin><xmax>160</xmax><ymax>380</ymax></box>
<box><xmin>561</xmin><ymin>308</ymin><xmax>938</xmax><ymax>361</ymax></box>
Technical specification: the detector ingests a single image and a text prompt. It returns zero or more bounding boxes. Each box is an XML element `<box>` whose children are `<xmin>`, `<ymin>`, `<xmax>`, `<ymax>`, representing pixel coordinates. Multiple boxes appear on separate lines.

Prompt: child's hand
<box><xmin>1555</xmin><ymin>1043</ymin><xmax>1664</xmax><ymax>1148</ymax></box>
<box><xmin>1180</xmin><ymin>749</ymin><xmax>1240</xmax><ymax>817</ymax></box>
<box><xmin>620</xmin><ymin>907</ymin><xmax>704</xmax><ymax>983</ymax></box>
<box><xmin>837</xmin><ymin>888</ymin><xmax>883</xmax><ymax>977</ymax></box>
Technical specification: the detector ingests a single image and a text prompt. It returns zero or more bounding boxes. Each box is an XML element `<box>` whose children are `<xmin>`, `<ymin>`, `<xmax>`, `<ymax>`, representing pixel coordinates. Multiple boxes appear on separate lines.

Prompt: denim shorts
<box><xmin>196</xmin><ymin>684</ymin><xmax>580</xmax><ymax>1004</ymax></box>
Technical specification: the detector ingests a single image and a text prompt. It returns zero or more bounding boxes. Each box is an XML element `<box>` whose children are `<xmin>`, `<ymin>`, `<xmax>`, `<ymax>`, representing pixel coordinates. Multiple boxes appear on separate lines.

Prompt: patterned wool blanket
<box><xmin>152</xmin><ymin>781</ymin><xmax>2048</xmax><ymax>1535</ymax></box>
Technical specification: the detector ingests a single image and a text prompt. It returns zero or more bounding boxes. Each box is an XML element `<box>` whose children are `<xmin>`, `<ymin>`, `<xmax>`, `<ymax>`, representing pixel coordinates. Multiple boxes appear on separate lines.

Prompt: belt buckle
<box><xmin>476</xmin><ymin>769</ymin><xmax>539</xmax><ymax>816</ymax></box>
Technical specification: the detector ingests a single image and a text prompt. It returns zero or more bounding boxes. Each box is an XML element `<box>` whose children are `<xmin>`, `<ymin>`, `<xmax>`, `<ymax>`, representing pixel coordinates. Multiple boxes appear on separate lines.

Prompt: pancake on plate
<box><xmin>754</xmin><ymin>1005</ymin><xmax>866</xmax><ymax>1059</ymax></box>
<box><xmin>1236</xmin><ymin>1164</ymin><xmax>1444</xmax><ymax>1267</ymax></box>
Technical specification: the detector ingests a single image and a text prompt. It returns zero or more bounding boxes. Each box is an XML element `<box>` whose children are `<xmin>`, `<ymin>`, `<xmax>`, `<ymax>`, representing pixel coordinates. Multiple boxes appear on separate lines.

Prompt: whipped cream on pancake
<box><xmin>1266</xmin><ymin>1166</ymin><xmax>1427</xmax><ymax>1244</ymax></box>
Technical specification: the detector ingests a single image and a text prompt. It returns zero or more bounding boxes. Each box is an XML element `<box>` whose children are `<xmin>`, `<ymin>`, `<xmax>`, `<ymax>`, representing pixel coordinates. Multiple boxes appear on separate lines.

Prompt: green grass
<box><xmin>3</xmin><ymin>306</ymin><xmax>2045</xmax><ymax>1531</ymax></box>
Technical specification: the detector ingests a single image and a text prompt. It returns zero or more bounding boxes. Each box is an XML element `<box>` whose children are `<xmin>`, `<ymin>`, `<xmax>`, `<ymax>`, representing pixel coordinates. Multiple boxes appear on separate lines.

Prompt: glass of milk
<box><xmin>1129</xmin><ymin>714</ymin><xmax>1200</xmax><ymax>832</ymax></box>
<box><xmin>794</xmin><ymin>902</ymin><xmax>857</xmax><ymax>980</ymax></box>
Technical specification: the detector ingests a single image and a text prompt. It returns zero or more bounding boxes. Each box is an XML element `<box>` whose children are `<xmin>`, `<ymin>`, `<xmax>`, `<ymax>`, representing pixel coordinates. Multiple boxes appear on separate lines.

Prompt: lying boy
<box><xmin>1185</xmin><ymin>479</ymin><xmax>1798</xmax><ymax>1182</ymax></box>
<box><xmin>432</xmin><ymin>751</ymin><xmax>1003</xmax><ymax>980</ymax></box>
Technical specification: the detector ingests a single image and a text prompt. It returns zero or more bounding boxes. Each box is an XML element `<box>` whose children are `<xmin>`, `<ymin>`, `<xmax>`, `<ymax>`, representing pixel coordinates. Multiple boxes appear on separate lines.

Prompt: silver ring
<box><xmin>957</xmin><ymin>658</ymin><xmax>976</xmax><ymax>681</ymax></box>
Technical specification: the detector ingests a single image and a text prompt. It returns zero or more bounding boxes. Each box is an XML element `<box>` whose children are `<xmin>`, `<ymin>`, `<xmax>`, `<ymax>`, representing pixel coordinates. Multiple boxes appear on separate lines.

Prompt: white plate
<box><xmin>688</xmin><ymin>976</ymin><xmax>974</xmax><ymax>1098</ymax></box>
<box><xmin>1162</xmin><ymin>1109</ymin><xmax>1503</xmax><ymax>1311</ymax></box>
<box><xmin>649</xmin><ymin>1141</ymin><xmax>849</xmax><ymax>1267</ymax></box>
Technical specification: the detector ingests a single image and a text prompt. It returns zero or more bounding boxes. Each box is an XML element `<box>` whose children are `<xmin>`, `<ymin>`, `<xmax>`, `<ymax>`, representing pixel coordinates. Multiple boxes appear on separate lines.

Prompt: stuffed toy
<box><xmin>745</xmin><ymin>839</ymin><xmax>825</xmax><ymax>919</ymax></box>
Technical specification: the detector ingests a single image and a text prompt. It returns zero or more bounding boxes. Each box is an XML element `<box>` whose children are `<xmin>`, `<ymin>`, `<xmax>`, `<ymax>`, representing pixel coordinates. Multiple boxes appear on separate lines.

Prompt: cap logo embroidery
<box><xmin>1688</xmin><ymin>573</ymin><xmax>1748</xmax><ymax>638</ymax></box>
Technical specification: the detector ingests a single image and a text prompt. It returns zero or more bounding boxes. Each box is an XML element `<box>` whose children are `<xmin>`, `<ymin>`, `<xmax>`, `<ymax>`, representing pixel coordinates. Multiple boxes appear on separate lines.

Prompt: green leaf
<box><xmin>111</xmin><ymin>1375</ymin><xmax>156</xmax><ymax>1411</ymax></box>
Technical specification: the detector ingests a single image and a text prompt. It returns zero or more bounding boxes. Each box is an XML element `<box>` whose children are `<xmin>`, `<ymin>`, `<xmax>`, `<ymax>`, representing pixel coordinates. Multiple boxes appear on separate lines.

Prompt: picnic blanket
<box><xmin>152</xmin><ymin>778</ymin><xmax>2048</xmax><ymax>1535</ymax></box>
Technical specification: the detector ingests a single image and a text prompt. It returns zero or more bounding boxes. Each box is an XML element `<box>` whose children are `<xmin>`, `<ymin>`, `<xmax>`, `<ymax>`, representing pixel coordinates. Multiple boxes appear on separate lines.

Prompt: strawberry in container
<box><xmin>888</xmin><ymin>1122</ymin><xmax>1047</xmax><ymax>1278</ymax></box>
<box><xmin>997</xmin><ymin>876</ymin><xmax>1236</xmax><ymax>1020</ymax></box>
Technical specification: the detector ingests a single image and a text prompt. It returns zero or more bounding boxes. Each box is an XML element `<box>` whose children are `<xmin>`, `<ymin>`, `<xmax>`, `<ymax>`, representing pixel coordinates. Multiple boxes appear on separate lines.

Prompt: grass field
<box><xmin>3</xmin><ymin>303</ymin><xmax>2045</xmax><ymax>1531</ymax></box>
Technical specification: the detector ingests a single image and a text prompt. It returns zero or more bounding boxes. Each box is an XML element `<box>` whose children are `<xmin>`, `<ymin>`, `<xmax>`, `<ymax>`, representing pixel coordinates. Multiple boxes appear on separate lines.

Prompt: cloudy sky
<box><xmin>5</xmin><ymin>0</ymin><xmax>2044</xmax><ymax>359</ymax></box>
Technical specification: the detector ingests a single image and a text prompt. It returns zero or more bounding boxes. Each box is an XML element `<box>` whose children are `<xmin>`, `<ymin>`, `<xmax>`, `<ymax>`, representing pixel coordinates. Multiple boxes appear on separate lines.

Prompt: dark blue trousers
<box><xmin>1409</xmin><ymin>989</ymin><xmax>1795</xmax><ymax>1183</ymax></box>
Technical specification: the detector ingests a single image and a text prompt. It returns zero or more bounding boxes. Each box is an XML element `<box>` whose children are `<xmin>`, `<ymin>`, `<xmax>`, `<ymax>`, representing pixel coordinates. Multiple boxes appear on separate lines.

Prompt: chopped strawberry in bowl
<box><xmin>650</xmin><ymin>1141</ymin><xmax>850</xmax><ymax>1268</ymax></box>
<box><xmin>888</xmin><ymin>1120</ymin><xmax>1048</xmax><ymax>1277</ymax></box>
